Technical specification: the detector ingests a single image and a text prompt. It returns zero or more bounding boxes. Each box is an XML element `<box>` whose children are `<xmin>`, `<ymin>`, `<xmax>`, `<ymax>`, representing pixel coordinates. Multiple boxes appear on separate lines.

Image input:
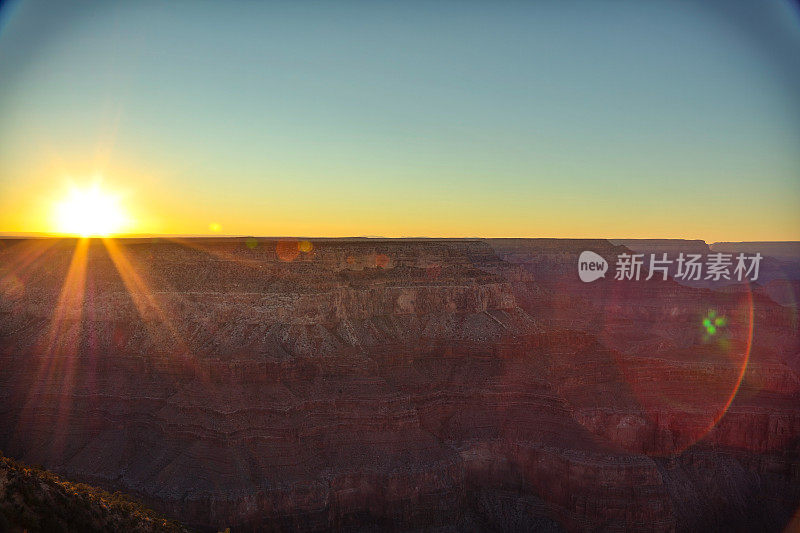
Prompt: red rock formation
<box><xmin>0</xmin><ymin>237</ymin><xmax>798</xmax><ymax>531</ymax></box>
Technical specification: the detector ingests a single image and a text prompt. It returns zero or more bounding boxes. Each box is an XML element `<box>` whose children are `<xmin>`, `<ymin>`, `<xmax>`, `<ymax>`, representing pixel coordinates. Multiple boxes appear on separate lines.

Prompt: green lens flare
<box><xmin>702</xmin><ymin>310</ymin><xmax>727</xmax><ymax>337</ymax></box>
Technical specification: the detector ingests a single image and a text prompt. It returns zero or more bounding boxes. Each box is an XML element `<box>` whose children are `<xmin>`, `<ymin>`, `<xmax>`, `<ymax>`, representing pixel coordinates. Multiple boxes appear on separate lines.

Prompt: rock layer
<box><xmin>0</xmin><ymin>237</ymin><xmax>798</xmax><ymax>531</ymax></box>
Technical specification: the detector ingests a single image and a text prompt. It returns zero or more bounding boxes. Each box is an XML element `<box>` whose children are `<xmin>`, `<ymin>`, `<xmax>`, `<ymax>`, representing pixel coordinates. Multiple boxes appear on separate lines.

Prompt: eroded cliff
<box><xmin>0</xmin><ymin>237</ymin><xmax>798</xmax><ymax>531</ymax></box>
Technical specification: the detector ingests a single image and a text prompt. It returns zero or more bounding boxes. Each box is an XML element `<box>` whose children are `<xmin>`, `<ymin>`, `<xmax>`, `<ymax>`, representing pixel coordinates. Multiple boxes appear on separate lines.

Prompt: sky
<box><xmin>0</xmin><ymin>0</ymin><xmax>799</xmax><ymax>241</ymax></box>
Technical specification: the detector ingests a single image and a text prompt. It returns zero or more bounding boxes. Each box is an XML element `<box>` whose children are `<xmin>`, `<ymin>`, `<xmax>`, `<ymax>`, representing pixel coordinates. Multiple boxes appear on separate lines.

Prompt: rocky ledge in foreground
<box><xmin>0</xmin><ymin>451</ymin><xmax>189</xmax><ymax>532</ymax></box>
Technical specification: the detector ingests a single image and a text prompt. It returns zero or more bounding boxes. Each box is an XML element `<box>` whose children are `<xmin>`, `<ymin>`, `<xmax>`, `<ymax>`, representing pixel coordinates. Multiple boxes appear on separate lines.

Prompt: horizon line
<box><xmin>1</xmin><ymin>232</ymin><xmax>799</xmax><ymax>245</ymax></box>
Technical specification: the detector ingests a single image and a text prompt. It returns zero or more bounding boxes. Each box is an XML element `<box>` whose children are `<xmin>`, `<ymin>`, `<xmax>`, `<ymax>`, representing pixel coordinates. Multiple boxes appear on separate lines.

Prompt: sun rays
<box><xmin>13</xmin><ymin>238</ymin><xmax>89</xmax><ymax>461</ymax></box>
<box><xmin>10</xmin><ymin>236</ymin><xmax>208</xmax><ymax>461</ymax></box>
<box><xmin>101</xmin><ymin>237</ymin><xmax>187</xmax><ymax>352</ymax></box>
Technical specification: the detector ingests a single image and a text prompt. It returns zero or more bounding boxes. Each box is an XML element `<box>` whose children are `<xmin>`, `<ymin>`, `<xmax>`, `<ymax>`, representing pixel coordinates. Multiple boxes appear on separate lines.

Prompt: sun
<box><xmin>54</xmin><ymin>182</ymin><xmax>129</xmax><ymax>237</ymax></box>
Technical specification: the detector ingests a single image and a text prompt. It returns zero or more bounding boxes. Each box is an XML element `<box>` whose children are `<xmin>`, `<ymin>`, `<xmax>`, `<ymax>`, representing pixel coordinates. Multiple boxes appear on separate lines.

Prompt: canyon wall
<box><xmin>0</xmin><ymin>237</ymin><xmax>798</xmax><ymax>531</ymax></box>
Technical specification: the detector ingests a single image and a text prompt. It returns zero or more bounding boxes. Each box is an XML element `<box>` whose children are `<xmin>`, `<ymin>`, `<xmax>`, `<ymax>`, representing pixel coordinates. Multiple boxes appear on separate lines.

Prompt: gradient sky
<box><xmin>1</xmin><ymin>0</ymin><xmax>799</xmax><ymax>241</ymax></box>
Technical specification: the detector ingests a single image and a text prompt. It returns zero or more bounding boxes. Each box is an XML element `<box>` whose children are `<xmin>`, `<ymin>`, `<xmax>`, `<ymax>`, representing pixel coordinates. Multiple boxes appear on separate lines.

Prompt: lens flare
<box><xmin>276</xmin><ymin>240</ymin><xmax>300</xmax><ymax>262</ymax></box>
<box><xmin>702</xmin><ymin>310</ymin><xmax>728</xmax><ymax>340</ymax></box>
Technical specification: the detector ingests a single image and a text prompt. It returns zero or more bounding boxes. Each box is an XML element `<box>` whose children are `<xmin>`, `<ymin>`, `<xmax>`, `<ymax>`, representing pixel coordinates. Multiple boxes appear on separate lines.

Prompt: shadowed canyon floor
<box><xmin>0</xmin><ymin>237</ymin><xmax>799</xmax><ymax>531</ymax></box>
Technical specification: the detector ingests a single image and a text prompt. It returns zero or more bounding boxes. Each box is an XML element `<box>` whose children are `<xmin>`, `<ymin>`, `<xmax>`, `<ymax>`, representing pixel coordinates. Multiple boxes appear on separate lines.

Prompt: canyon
<box><xmin>0</xmin><ymin>237</ymin><xmax>798</xmax><ymax>531</ymax></box>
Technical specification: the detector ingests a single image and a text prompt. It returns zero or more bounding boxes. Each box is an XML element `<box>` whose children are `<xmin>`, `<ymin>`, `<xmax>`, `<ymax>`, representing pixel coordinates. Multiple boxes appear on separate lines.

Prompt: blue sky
<box><xmin>1</xmin><ymin>0</ymin><xmax>799</xmax><ymax>239</ymax></box>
